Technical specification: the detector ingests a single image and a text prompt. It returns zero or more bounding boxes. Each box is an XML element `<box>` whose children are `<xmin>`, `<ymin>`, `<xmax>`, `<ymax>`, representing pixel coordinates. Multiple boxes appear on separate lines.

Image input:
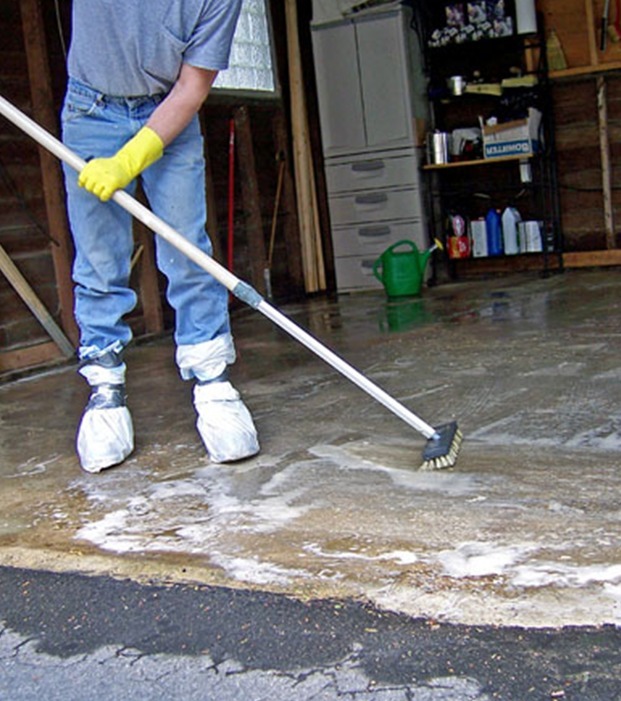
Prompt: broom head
<box><xmin>420</xmin><ymin>421</ymin><xmax>462</xmax><ymax>470</ymax></box>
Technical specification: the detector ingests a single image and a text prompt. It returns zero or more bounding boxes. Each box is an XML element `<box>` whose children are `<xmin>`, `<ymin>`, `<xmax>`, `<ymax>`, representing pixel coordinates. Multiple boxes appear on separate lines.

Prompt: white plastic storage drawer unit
<box><xmin>332</xmin><ymin>218</ymin><xmax>425</xmax><ymax>292</ymax></box>
<box><xmin>332</xmin><ymin>255</ymin><xmax>382</xmax><ymax>292</ymax></box>
<box><xmin>311</xmin><ymin>4</ymin><xmax>430</xmax><ymax>292</ymax></box>
<box><xmin>328</xmin><ymin>187</ymin><xmax>424</xmax><ymax>228</ymax></box>
<box><xmin>331</xmin><ymin>218</ymin><xmax>424</xmax><ymax>258</ymax></box>
<box><xmin>324</xmin><ymin>150</ymin><xmax>421</xmax><ymax>194</ymax></box>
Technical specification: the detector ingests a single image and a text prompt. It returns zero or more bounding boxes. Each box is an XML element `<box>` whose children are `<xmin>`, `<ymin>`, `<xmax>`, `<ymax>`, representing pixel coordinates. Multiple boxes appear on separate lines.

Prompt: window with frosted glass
<box><xmin>213</xmin><ymin>0</ymin><xmax>276</xmax><ymax>94</ymax></box>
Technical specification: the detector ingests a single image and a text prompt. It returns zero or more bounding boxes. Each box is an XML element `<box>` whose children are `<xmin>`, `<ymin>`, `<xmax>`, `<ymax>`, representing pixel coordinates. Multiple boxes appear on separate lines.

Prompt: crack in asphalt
<box><xmin>1</xmin><ymin>566</ymin><xmax>621</xmax><ymax>700</ymax></box>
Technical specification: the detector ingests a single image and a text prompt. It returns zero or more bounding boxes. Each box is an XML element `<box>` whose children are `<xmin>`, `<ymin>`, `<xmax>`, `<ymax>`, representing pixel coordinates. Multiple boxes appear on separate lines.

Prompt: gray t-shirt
<box><xmin>67</xmin><ymin>0</ymin><xmax>243</xmax><ymax>96</ymax></box>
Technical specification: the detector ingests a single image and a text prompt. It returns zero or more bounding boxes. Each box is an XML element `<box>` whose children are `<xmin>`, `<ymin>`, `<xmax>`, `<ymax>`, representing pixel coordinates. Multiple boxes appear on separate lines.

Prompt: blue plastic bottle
<box><xmin>485</xmin><ymin>208</ymin><xmax>503</xmax><ymax>257</ymax></box>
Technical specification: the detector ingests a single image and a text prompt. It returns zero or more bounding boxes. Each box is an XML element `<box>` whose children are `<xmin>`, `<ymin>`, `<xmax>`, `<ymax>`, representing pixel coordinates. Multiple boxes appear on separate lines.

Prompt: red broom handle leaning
<box><xmin>227</xmin><ymin>116</ymin><xmax>235</xmax><ymax>273</ymax></box>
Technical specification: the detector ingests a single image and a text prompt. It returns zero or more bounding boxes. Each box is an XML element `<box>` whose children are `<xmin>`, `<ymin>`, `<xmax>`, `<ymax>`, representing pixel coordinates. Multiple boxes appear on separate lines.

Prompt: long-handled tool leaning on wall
<box><xmin>0</xmin><ymin>94</ymin><xmax>463</xmax><ymax>470</ymax></box>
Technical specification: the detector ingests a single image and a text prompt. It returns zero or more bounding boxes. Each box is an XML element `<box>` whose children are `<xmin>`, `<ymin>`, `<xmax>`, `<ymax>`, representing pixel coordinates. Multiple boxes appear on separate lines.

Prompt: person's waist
<box><xmin>67</xmin><ymin>77</ymin><xmax>165</xmax><ymax>107</ymax></box>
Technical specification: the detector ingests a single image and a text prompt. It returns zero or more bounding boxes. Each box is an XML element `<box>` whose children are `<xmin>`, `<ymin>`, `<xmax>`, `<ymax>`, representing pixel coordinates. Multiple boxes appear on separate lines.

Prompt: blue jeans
<box><xmin>61</xmin><ymin>79</ymin><xmax>230</xmax><ymax>361</ymax></box>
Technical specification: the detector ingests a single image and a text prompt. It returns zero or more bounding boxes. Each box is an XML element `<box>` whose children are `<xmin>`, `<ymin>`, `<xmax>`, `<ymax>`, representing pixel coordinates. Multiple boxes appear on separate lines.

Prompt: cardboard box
<box><xmin>482</xmin><ymin>108</ymin><xmax>542</xmax><ymax>159</ymax></box>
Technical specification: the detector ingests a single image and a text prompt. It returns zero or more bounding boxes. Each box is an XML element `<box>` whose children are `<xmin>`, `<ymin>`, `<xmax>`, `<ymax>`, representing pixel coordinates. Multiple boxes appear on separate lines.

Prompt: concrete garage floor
<box><xmin>1</xmin><ymin>268</ymin><xmax>620</xmax><ymax>631</ymax></box>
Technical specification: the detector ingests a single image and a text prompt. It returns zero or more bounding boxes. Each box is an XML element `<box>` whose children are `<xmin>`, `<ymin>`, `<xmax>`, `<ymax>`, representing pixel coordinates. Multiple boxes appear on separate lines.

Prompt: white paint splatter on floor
<box><xmin>437</xmin><ymin>542</ymin><xmax>537</xmax><ymax>578</ymax></box>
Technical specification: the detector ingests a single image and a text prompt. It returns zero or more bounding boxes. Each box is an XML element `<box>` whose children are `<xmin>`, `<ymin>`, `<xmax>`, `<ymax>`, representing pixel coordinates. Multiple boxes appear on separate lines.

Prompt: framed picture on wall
<box><xmin>445</xmin><ymin>3</ymin><xmax>466</xmax><ymax>28</ymax></box>
<box><xmin>467</xmin><ymin>1</ymin><xmax>487</xmax><ymax>24</ymax></box>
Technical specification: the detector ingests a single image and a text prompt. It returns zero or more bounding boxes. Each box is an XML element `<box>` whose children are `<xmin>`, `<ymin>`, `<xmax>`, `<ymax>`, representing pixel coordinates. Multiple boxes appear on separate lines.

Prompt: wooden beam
<box><xmin>272</xmin><ymin>109</ymin><xmax>304</xmax><ymax>294</ymax></box>
<box><xmin>0</xmin><ymin>341</ymin><xmax>65</xmax><ymax>375</ymax></box>
<box><xmin>0</xmin><ymin>243</ymin><xmax>74</xmax><ymax>357</ymax></box>
<box><xmin>233</xmin><ymin>106</ymin><xmax>268</xmax><ymax>294</ymax></box>
<box><xmin>451</xmin><ymin>254</ymin><xmax>562</xmax><ymax>276</ymax></box>
<box><xmin>550</xmin><ymin>61</ymin><xmax>621</xmax><ymax>79</ymax></box>
<box><xmin>563</xmin><ymin>250</ymin><xmax>621</xmax><ymax>267</ymax></box>
<box><xmin>285</xmin><ymin>0</ymin><xmax>326</xmax><ymax>293</ymax></box>
<box><xmin>585</xmin><ymin>0</ymin><xmax>599</xmax><ymax>67</ymax></box>
<box><xmin>596</xmin><ymin>75</ymin><xmax>615</xmax><ymax>249</ymax></box>
<box><xmin>19</xmin><ymin>0</ymin><xmax>78</xmax><ymax>344</ymax></box>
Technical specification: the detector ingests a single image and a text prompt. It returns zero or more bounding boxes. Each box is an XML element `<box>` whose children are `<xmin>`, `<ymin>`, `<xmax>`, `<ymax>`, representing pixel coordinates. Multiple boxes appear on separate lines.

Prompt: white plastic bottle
<box><xmin>470</xmin><ymin>219</ymin><xmax>488</xmax><ymax>257</ymax></box>
<box><xmin>502</xmin><ymin>207</ymin><xmax>521</xmax><ymax>255</ymax></box>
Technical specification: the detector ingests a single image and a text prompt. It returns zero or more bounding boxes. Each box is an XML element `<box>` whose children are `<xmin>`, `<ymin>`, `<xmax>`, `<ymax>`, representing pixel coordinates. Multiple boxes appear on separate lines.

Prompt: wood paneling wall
<box><xmin>541</xmin><ymin>0</ymin><xmax>621</xmax><ymax>262</ymax></box>
<box><xmin>0</xmin><ymin>0</ymin><xmax>65</xmax><ymax>363</ymax></box>
<box><xmin>553</xmin><ymin>78</ymin><xmax>606</xmax><ymax>251</ymax></box>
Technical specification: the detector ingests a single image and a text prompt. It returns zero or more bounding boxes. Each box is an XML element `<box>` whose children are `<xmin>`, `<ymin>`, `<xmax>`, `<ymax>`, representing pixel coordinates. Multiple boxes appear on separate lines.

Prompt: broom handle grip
<box><xmin>0</xmin><ymin>94</ymin><xmax>438</xmax><ymax>440</ymax></box>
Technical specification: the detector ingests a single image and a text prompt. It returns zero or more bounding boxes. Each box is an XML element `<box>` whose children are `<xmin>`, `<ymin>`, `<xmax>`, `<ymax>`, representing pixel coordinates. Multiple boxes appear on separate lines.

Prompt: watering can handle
<box><xmin>387</xmin><ymin>240</ymin><xmax>418</xmax><ymax>253</ymax></box>
<box><xmin>373</xmin><ymin>240</ymin><xmax>417</xmax><ymax>283</ymax></box>
<box><xmin>372</xmin><ymin>255</ymin><xmax>383</xmax><ymax>283</ymax></box>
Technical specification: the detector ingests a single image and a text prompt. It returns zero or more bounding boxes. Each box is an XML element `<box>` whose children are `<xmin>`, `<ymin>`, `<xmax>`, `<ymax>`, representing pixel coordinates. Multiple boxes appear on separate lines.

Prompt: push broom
<box><xmin>0</xmin><ymin>94</ymin><xmax>462</xmax><ymax>470</ymax></box>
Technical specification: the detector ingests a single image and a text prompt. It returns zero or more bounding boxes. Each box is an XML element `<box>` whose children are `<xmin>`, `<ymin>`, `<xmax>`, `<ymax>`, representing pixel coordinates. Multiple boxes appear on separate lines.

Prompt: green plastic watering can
<box><xmin>373</xmin><ymin>239</ymin><xmax>441</xmax><ymax>298</ymax></box>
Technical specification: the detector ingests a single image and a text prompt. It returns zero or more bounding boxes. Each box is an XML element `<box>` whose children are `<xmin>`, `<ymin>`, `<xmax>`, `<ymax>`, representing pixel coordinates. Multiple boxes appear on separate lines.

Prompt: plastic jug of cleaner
<box><xmin>502</xmin><ymin>207</ymin><xmax>521</xmax><ymax>255</ymax></box>
<box><xmin>470</xmin><ymin>218</ymin><xmax>488</xmax><ymax>257</ymax></box>
<box><xmin>485</xmin><ymin>208</ymin><xmax>503</xmax><ymax>257</ymax></box>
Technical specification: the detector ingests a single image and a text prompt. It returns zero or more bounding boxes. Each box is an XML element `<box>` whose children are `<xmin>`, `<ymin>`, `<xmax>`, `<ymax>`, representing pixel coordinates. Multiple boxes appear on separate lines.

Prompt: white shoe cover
<box><xmin>176</xmin><ymin>335</ymin><xmax>235</xmax><ymax>382</ymax></box>
<box><xmin>193</xmin><ymin>381</ymin><xmax>259</xmax><ymax>463</ymax></box>
<box><xmin>76</xmin><ymin>405</ymin><xmax>134</xmax><ymax>473</ymax></box>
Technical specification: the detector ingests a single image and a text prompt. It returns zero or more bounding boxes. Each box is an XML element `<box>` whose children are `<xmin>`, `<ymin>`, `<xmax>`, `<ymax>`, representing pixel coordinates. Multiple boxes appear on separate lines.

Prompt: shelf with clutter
<box><xmin>424</xmin><ymin>106</ymin><xmax>542</xmax><ymax>169</ymax></box>
<box><xmin>419</xmin><ymin>0</ymin><xmax>563</xmax><ymax>279</ymax></box>
<box><xmin>423</xmin><ymin>154</ymin><xmax>531</xmax><ymax>170</ymax></box>
<box><xmin>424</xmin><ymin>150</ymin><xmax>562</xmax><ymax>276</ymax></box>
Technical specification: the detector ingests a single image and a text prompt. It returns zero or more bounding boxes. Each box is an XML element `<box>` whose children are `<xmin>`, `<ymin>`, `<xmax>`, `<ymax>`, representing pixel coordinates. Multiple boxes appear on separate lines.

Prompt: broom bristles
<box><xmin>420</xmin><ymin>422</ymin><xmax>463</xmax><ymax>470</ymax></box>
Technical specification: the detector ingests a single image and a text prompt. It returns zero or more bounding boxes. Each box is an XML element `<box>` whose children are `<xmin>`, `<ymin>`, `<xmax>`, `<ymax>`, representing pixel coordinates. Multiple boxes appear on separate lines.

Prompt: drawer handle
<box><xmin>351</xmin><ymin>160</ymin><xmax>385</xmax><ymax>173</ymax></box>
<box><xmin>359</xmin><ymin>226</ymin><xmax>391</xmax><ymax>238</ymax></box>
<box><xmin>355</xmin><ymin>192</ymin><xmax>388</xmax><ymax>205</ymax></box>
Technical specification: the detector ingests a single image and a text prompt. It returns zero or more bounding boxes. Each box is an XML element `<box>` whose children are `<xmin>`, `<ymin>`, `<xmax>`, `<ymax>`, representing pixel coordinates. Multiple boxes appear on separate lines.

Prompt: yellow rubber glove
<box><xmin>78</xmin><ymin>126</ymin><xmax>164</xmax><ymax>202</ymax></box>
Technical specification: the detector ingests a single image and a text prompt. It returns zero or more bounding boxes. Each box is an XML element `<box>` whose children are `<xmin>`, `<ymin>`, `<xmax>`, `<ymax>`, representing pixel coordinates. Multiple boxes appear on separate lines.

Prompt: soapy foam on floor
<box><xmin>74</xmin><ymin>444</ymin><xmax>474</xmax><ymax>588</ymax></box>
<box><xmin>512</xmin><ymin>562</ymin><xmax>621</xmax><ymax>588</ymax></box>
<box><xmin>437</xmin><ymin>542</ymin><xmax>536</xmax><ymax>578</ymax></box>
<box><xmin>71</xmin><ymin>434</ymin><xmax>621</xmax><ymax>621</ymax></box>
<box><xmin>74</xmin><ymin>456</ymin><xmax>317</xmax><ymax>571</ymax></box>
<box><xmin>303</xmin><ymin>541</ymin><xmax>418</xmax><ymax>566</ymax></box>
<box><xmin>435</xmin><ymin>541</ymin><xmax>621</xmax><ymax>602</ymax></box>
<box><xmin>309</xmin><ymin>442</ymin><xmax>486</xmax><ymax>497</ymax></box>
<box><xmin>7</xmin><ymin>454</ymin><xmax>62</xmax><ymax>478</ymax></box>
<box><xmin>206</xmin><ymin>553</ymin><xmax>307</xmax><ymax>586</ymax></box>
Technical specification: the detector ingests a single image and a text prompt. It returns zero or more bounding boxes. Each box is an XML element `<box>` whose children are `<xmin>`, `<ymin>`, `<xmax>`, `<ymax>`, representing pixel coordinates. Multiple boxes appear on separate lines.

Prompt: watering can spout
<box><xmin>418</xmin><ymin>238</ymin><xmax>443</xmax><ymax>275</ymax></box>
<box><xmin>419</xmin><ymin>249</ymin><xmax>432</xmax><ymax>275</ymax></box>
